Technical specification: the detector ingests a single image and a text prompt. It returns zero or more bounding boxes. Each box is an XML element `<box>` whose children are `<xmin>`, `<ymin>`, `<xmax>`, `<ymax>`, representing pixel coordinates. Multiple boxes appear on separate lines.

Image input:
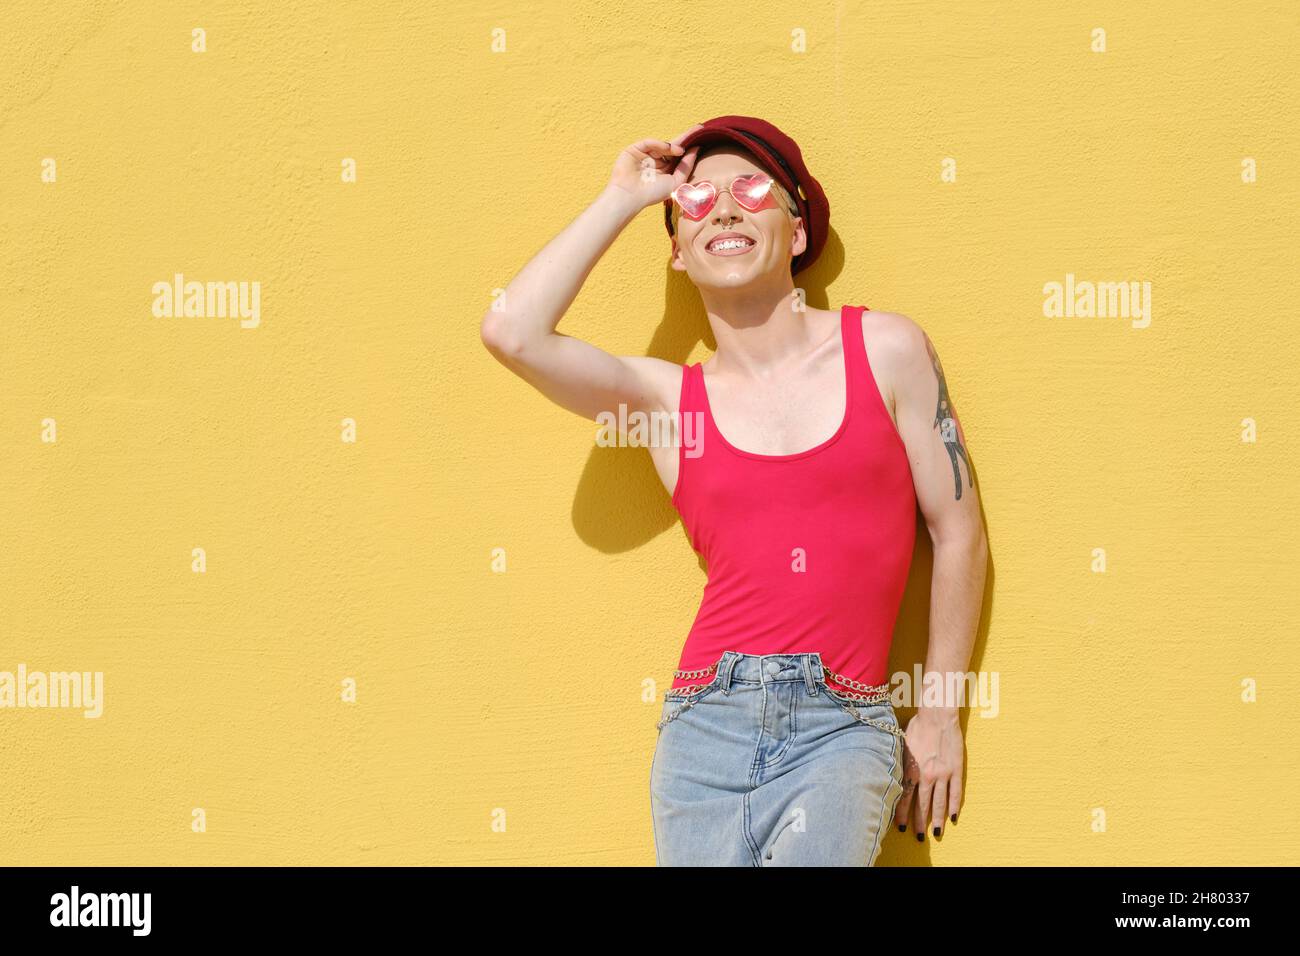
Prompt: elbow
<box><xmin>480</xmin><ymin>312</ymin><xmax>526</xmax><ymax>361</ymax></box>
<box><xmin>968</xmin><ymin>526</ymin><xmax>989</xmax><ymax>568</ymax></box>
<box><xmin>928</xmin><ymin>518</ymin><xmax>987</xmax><ymax>557</ymax></box>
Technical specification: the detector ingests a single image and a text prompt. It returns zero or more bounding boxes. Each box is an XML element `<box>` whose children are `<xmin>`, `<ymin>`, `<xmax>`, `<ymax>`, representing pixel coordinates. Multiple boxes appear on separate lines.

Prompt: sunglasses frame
<box><xmin>670</xmin><ymin>172</ymin><xmax>796</xmax><ymax>225</ymax></box>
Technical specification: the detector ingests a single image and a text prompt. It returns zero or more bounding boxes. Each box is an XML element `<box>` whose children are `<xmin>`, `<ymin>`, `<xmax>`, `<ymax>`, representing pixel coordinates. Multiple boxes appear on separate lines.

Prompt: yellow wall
<box><xmin>2</xmin><ymin>1</ymin><xmax>1297</xmax><ymax>865</ymax></box>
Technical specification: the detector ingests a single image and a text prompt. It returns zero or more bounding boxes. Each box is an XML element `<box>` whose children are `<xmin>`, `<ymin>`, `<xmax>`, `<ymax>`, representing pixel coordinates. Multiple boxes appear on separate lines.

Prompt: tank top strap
<box><xmin>676</xmin><ymin>362</ymin><xmax>705</xmax><ymax>459</ymax></box>
<box><xmin>841</xmin><ymin>304</ymin><xmax>871</xmax><ymax>399</ymax></box>
<box><xmin>677</xmin><ymin>361</ymin><xmax>700</xmax><ymax>416</ymax></box>
<box><xmin>673</xmin><ymin>363</ymin><xmax>704</xmax><ymax>507</ymax></box>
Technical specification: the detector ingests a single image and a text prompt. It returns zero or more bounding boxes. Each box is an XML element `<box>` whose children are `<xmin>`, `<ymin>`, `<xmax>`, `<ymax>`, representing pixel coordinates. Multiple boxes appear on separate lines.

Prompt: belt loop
<box><xmin>720</xmin><ymin>651</ymin><xmax>738</xmax><ymax>694</ymax></box>
<box><xmin>802</xmin><ymin>656</ymin><xmax>817</xmax><ymax>696</ymax></box>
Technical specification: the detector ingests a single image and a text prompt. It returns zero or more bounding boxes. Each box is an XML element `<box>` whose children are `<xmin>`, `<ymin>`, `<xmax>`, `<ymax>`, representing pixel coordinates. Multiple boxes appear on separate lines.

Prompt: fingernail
<box><xmin>950</xmin><ymin>813</ymin><xmax>957</xmax><ymax>823</ymax></box>
<box><xmin>932</xmin><ymin>826</ymin><xmax>941</xmax><ymax>837</ymax></box>
<box><xmin>915</xmin><ymin>832</ymin><xmax>924</xmax><ymax>842</ymax></box>
<box><xmin>897</xmin><ymin>824</ymin><xmax>906</xmax><ymax>832</ymax></box>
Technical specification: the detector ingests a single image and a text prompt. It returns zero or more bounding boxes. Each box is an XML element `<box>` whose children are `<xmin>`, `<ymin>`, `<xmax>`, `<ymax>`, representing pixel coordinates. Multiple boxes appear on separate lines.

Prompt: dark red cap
<box><xmin>663</xmin><ymin>115</ymin><xmax>829</xmax><ymax>275</ymax></box>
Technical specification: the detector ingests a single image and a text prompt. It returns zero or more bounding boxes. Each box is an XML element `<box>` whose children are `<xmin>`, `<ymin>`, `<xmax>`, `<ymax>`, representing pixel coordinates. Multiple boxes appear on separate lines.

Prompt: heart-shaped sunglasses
<box><xmin>670</xmin><ymin>173</ymin><xmax>792</xmax><ymax>222</ymax></box>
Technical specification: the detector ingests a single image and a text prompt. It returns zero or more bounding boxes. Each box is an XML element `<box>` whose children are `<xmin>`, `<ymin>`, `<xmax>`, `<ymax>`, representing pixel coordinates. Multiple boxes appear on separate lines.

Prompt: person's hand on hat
<box><xmin>607</xmin><ymin>125</ymin><xmax>704</xmax><ymax>209</ymax></box>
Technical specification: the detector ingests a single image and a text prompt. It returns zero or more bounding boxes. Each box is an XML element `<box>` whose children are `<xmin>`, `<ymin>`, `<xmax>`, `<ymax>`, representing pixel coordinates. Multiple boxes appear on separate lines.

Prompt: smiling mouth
<box><xmin>706</xmin><ymin>235</ymin><xmax>757</xmax><ymax>256</ymax></box>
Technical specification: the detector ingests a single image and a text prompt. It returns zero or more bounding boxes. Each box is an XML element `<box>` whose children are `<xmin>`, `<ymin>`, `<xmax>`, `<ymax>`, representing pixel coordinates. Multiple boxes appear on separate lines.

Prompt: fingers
<box><xmin>668</xmin><ymin>123</ymin><xmax>705</xmax><ymax>146</ymax></box>
<box><xmin>623</xmin><ymin>141</ymin><xmax>670</xmax><ymax>174</ymax></box>
<box><xmin>895</xmin><ymin>740</ymin><xmax>920</xmax><ymax>835</ymax></box>
<box><xmin>632</xmin><ymin>138</ymin><xmax>683</xmax><ymax>160</ymax></box>
<box><xmin>914</xmin><ymin>775</ymin><xmax>934</xmax><ymax>841</ymax></box>
<box><xmin>929</xmin><ymin>779</ymin><xmax>949</xmax><ymax>838</ymax></box>
<box><xmin>894</xmin><ymin>759</ymin><xmax>915</xmax><ymax>832</ymax></box>
<box><xmin>626</xmin><ymin>133</ymin><xmax>701</xmax><ymax>185</ymax></box>
<box><xmin>626</xmin><ymin>124</ymin><xmax>702</xmax><ymax>165</ymax></box>
<box><xmin>895</xmin><ymin>727</ymin><xmax>962</xmax><ymax>845</ymax></box>
<box><xmin>671</xmin><ymin>146</ymin><xmax>699</xmax><ymax>184</ymax></box>
<box><xmin>948</xmin><ymin>775</ymin><xmax>963</xmax><ymax>827</ymax></box>
<box><xmin>905</xmin><ymin>734</ymin><xmax>933</xmax><ymax>841</ymax></box>
<box><xmin>630</xmin><ymin>140</ymin><xmax>697</xmax><ymax>182</ymax></box>
<box><xmin>892</xmin><ymin>792</ymin><xmax>907</xmax><ymax>832</ymax></box>
<box><xmin>895</xmin><ymin>781</ymin><xmax>917</xmax><ymax>836</ymax></box>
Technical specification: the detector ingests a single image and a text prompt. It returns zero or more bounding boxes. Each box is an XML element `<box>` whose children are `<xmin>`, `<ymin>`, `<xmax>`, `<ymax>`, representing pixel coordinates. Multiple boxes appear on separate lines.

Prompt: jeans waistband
<box><xmin>713</xmin><ymin>650</ymin><xmax>825</xmax><ymax>694</ymax></box>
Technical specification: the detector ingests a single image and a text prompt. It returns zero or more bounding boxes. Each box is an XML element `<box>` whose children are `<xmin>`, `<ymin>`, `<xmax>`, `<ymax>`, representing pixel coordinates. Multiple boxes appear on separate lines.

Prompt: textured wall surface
<box><xmin>1</xmin><ymin>1</ymin><xmax>1297</xmax><ymax>865</ymax></box>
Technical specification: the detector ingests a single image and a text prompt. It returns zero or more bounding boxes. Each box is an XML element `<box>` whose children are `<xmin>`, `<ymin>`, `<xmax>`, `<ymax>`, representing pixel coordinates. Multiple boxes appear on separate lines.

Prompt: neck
<box><xmin>698</xmin><ymin>281</ymin><xmax>825</xmax><ymax>374</ymax></box>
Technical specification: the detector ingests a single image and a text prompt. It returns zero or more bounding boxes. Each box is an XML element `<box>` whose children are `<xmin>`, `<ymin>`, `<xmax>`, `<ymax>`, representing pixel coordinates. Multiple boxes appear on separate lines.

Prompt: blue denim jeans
<box><xmin>651</xmin><ymin>650</ymin><xmax>904</xmax><ymax>866</ymax></box>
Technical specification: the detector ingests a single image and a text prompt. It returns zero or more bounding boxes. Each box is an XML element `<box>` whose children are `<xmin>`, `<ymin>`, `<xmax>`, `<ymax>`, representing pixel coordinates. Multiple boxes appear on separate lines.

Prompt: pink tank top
<box><xmin>669</xmin><ymin>304</ymin><xmax>918</xmax><ymax>691</ymax></box>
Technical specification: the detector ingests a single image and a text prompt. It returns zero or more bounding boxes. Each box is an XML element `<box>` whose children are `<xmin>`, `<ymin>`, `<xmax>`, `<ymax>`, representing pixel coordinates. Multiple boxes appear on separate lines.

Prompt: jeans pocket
<box><xmin>857</xmin><ymin>704</ymin><xmax>903</xmax><ymax>739</ymax></box>
<box><xmin>819</xmin><ymin>684</ymin><xmax>903</xmax><ymax>739</ymax></box>
<box><xmin>656</xmin><ymin>676</ymin><xmax>723</xmax><ymax>732</ymax></box>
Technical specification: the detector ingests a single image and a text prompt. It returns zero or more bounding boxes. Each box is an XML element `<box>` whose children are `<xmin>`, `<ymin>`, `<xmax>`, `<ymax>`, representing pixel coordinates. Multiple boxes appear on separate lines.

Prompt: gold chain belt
<box><xmin>669</xmin><ymin>661</ymin><xmax>892</xmax><ymax>705</ymax></box>
<box><xmin>662</xmin><ymin>660</ymin><xmax>904</xmax><ymax>740</ymax></box>
<box><xmin>668</xmin><ymin>660</ymin><xmax>720</xmax><ymax>696</ymax></box>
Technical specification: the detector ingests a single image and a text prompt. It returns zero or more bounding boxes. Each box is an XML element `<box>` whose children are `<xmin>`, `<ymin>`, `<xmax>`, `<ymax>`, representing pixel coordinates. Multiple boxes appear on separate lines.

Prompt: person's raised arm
<box><xmin>480</xmin><ymin>128</ymin><xmax>702</xmax><ymax>422</ymax></box>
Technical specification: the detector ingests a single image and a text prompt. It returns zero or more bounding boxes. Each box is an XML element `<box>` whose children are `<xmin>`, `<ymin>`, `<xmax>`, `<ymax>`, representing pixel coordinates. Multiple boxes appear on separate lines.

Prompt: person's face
<box><xmin>669</xmin><ymin>146</ymin><xmax>806</xmax><ymax>289</ymax></box>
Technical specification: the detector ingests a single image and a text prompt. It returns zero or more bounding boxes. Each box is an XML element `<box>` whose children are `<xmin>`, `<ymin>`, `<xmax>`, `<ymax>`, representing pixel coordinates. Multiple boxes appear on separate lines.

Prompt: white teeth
<box><xmin>709</xmin><ymin>238</ymin><xmax>753</xmax><ymax>252</ymax></box>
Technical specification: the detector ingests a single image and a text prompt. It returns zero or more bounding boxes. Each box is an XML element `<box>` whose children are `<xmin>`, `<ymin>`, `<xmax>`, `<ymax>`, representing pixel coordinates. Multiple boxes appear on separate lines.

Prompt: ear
<box><xmin>788</xmin><ymin>214</ymin><xmax>808</xmax><ymax>261</ymax></box>
<box><xmin>670</xmin><ymin>233</ymin><xmax>688</xmax><ymax>272</ymax></box>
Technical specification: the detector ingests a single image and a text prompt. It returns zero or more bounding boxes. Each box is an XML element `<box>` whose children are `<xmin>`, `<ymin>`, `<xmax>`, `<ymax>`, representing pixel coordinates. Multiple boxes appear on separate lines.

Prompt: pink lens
<box><xmin>729</xmin><ymin>174</ymin><xmax>777</xmax><ymax>211</ymax></box>
<box><xmin>672</xmin><ymin>180</ymin><xmax>718</xmax><ymax>220</ymax></box>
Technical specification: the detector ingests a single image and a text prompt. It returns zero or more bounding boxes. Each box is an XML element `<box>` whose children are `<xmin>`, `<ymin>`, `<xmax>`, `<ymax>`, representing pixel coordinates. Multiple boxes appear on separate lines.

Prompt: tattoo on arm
<box><xmin>925</xmin><ymin>335</ymin><xmax>973</xmax><ymax>500</ymax></box>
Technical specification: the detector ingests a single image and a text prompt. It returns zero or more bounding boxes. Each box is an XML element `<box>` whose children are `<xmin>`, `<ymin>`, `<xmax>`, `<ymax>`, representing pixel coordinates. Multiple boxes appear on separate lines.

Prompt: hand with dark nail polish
<box><xmin>896</xmin><ymin>703</ymin><xmax>966</xmax><ymax>852</ymax></box>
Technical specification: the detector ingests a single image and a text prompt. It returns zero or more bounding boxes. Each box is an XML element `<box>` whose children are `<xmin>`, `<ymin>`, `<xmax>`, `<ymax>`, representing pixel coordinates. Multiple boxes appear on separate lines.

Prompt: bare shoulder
<box><xmin>617</xmin><ymin>354</ymin><xmax>688</xmax><ymax>415</ymax></box>
<box><xmin>860</xmin><ymin>310</ymin><xmax>931</xmax><ymax>389</ymax></box>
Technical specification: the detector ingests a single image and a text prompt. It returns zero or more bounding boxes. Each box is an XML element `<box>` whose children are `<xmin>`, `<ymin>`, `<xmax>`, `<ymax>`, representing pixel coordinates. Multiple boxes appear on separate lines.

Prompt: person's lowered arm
<box><xmin>885</xmin><ymin>317</ymin><xmax>989</xmax><ymax>842</ymax></box>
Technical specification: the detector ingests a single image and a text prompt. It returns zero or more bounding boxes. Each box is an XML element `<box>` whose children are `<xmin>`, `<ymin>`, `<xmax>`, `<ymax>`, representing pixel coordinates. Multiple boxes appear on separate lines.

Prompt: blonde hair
<box><xmin>769</xmin><ymin>179</ymin><xmax>799</xmax><ymax>219</ymax></box>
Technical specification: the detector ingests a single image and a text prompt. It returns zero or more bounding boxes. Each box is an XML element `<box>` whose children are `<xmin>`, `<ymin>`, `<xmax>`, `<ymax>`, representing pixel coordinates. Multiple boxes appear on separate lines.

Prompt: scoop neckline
<box><xmin>696</xmin><ymin>304</ymin><xmax>854</xmax><ymax>462</ymax></box>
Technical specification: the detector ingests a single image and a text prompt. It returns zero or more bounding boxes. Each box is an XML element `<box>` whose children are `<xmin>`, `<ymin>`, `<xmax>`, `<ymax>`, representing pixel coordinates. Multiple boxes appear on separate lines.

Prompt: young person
<box><xmin>481</xmin><ymin>116</ymin><xmax>987</xmax><ymax>866</ymax></box>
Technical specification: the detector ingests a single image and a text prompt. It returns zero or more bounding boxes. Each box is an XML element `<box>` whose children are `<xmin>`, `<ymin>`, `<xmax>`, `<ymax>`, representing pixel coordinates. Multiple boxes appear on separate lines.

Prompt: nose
<box><xmin>711</xmin><ymin>189</ymin><xmax>743</xmax><ymax>226</ymax></box>
<box><xmin>707</xmin><ymin>180</ymin><xmax>748</xmax><ymax>225</ymax></box>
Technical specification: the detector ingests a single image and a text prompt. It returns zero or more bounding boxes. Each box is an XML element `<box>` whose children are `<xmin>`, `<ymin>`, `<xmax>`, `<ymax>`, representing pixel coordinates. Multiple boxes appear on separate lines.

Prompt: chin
<box><xmin>689</xmin><ymin>254</ymin><xmax>768</xmax><ymax>283</ymax></box>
